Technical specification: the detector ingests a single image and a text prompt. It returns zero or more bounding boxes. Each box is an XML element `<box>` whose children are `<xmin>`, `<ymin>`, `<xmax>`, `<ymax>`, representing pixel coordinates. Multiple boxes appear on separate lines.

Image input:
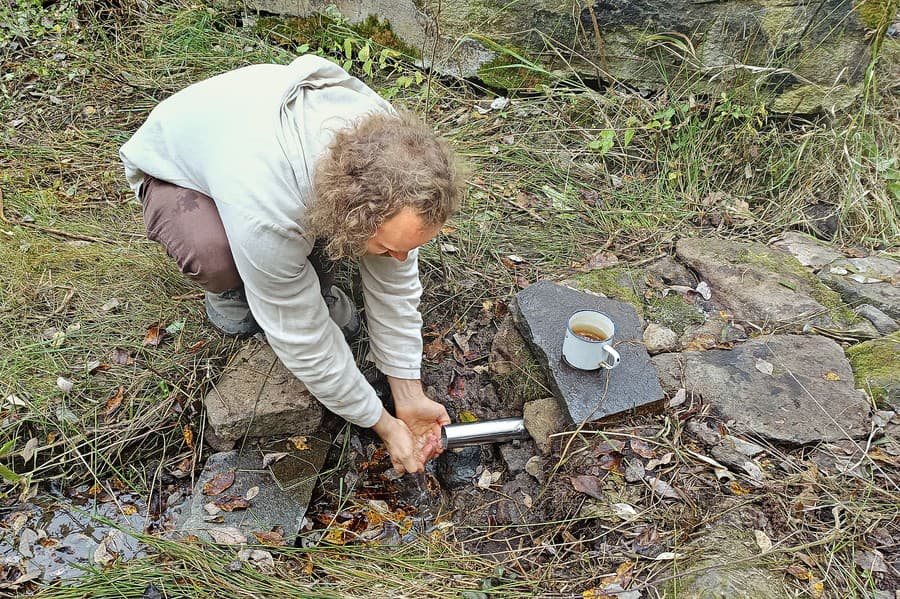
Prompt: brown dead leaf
<box><xmin>424</xmin><ymin>337</ymin><xmax>449</xmax><ymax>362</ymax></box>
<box><xmin>202</xmin><ymin>470</ymin><xmax>235</xmax><ymax>496</ymax></box>
<box><xmin>142</xmin><ymin>322</ymin><xmax>164</xmax><ymax>347</ymax></box>
<box><xmin>213</xmin><ymin>495</ymin><xmax>251</xmax><ymax>512</ymax></box>
<box><xmin>630</xmin><ymin>439</ymin><xmax>656</xmax><ymax>459</ymax></box>
<box><xmin>187</xmin><ymin>340</ymin><xmax>206</xmax><ymax>353</ymax></box>
<box><xmin>88</xmin><ymin>361</ymin><xmax>110</xmax><ymax>374</ymax></box>
<box><xmin>288</xmin><ymin>436</ymin><xmax>309</xmax><ymax>450</ymax></box>
<box><xmin>120</xmin><ymin>503</ymin><xmax>138</xmax><ymax>516</ymax></box>
<box><xmin>110</xmin><ymin>348</ymin><xmax>133</xmax><ymax>365</ymax></box>
<box><xmin>598</xmin><ymin>452</ymin><xmax>624</xmax><ymax>474</ymax></box>
<box><xmin>785</xmin><ymin>564</ymin><xmax>811</xmax><ymax>580</ymax></box>
<box><xmin>104</xmin><ymin>386</ymin><xmax>124</xmax><ymax>417</ymax></box>
<box><xmin>867</xmin><ymin>447</ymin><xmax>900</xmax><ymax>466</ymax></box>
<box><xmin>646</xmin><ymin>476</ymin><xmax>682</xmax><ymax>500</ymax></box>
<box><xmin>182</xmin><ymin>425</ymin><xmax>194</xmax><ymax>450</ymax></box>
<box><xmin>729</xmin><ymin>481</ymin><xmax>752</xmax><ymax>495</ymax></box>
<box><xmin>684</xmin><ymin>334</ymin><xmax>718</xmax><ymax>352</ymax></box>
<box><xmin>253</xmin><ymin>530</ymin><xmax>286</xmax><ymax>546</ymax></box>
<box><xmin>579</xmin><ymin>250</ymin><xmax>619</xmax><ymax>272</ymax></box>
<box><xmin>822</xmin><ymin>371</ymin><xmax>841</xmax><ymax>381</ymax></box>
<box><xmin>499</xmin><ymin>256</ymin><xmax>517</xmax><ymax>270</ymax></box>
<box><xmin>592</xmin><ymin>440</ymin><xmax>626</xmax><ymax>456</ymax></box>
<box><xmin>448</xmin><ymin>372</ymin><xmax>465</xmax><ymax>400</ymax></box>
<box><xmin>570</xmin><ymin>475</ymin><xmax>604</xmax><ymax>500</ymax></box>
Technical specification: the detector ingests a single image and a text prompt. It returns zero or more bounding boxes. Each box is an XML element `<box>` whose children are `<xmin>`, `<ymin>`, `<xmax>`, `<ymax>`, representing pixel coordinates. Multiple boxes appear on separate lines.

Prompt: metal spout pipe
<box><xmin>441</xmin><ymin>417</ymin><xmax>529</xmax><ymax>449</ymax></box>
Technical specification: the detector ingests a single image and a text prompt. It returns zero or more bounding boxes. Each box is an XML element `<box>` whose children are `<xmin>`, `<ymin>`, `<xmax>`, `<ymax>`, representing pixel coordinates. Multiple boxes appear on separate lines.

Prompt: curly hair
<box><xmin>307</xmin><ymin>109</ymin><xmax>465</xmax><ymax>260</ymax></box>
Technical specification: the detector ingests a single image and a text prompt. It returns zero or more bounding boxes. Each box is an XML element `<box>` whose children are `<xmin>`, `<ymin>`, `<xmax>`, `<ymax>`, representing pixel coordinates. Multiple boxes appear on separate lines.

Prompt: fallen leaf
<box><xmin>202</xmin><ymin>470</ymin><xmax>235</xmax><ymax>495</ymax></box>
<box><xmin>448</xmin><ymin>373</ymin><xmax>465</xmax><ymax>400</ymax></box>
<box><xmin>105</xmin><ymin>386</ymin><xmax>124</xmax><ymax>417</ymax></box>
<box><xmin>646</xmin><ymin>476</ymin><xmax>682</xmax><ymax>500</ymax></box>
<box><xmin>204</xmin><ymin>502</ymin><xmax>221</xmax><ymax>516</ymax></box>
<box><xmin>213</xmin><ymin>495</ymin><xmax>251</xmax><ymax>512</ymax></box>
<box><xmin>505</xmin><ymin>254</ymin><xmax>525</xmax><ymax>264</ymax></box>
<box><xmin>238</xmin><ymin>548</ymin><xmax>275</xmax><ymax>574</ymax></box>
<box><xmin>440</xmin><ymin>243</ymin><xmax>459</xmax><ymax>254</ymax></box>
<box><xmin>822</xmin><ymin>371</ymin><xmax>841</xmax><ymax>381</ymax></box>
<box><xmin>93</xmin><ymin>530</ymin><xmax>122</xmax><ymax>566</ymax></box>
<box><xmin>729</xmin><ymin>481</ymin><xmax>752</xmax><ymax>495</ymax></box>
<box><xmin>570</xmin><ymin>475</ymin><xmax>604</xmax><ymax>500</ymax></box>
<box><xmin>754</xmin><ymin>530</ymin><xmax>772</xmax><ymax>553</ymax></box>
<box><xmin>245</xmin><ymin>486</ymin><xmax>259</xmax><ymax>501</ymax></box>
<box><xmin>110</xmin><ymin>348</ymin><xmax>134</xmax><ymax>365</ymax></box>
<box><xmin>867</xmin><ymin>447</ymin><xmax>900</xmax><ymax>466</ymax></box>
<box><xmin>654</xmin><ymin>552</ymin><xmax>683</xmax><ymax>560</ymax></box>
<box><xmin>288</xmin><ymin>436</ymin><xmax>309</xmax><ymax>450</ymax></box>
<box><xmin>208</xmin><ymin>526</ymin><xmax>246</xmax><ymax>545</ymax></box>
<box><xmin>598</xmin><ymin>452</ymin><xmax>624</xmax><ymax>474</ymax></box>
<box><xmin>120</xmin><ymin>503</ymin><xmax>138</xmax><ymax>516</ymax></box>
<box><xmin>522</xmin><ymin>493</ymin><xmax>533</xmax><ymax>508</ymax></box>
<box><xmin>142</xmin><ymin>323</ymin><xmax>164</xmax><ymax>347</ymax></box>
<box><xmin>262</xmin><ymin>452</ymin><xmax>289</xmax><ymax>468</ymax></box>
<box><xmin>755</xmin><ymin>359</ymin><xmax>774</xmax><ymax>375</ymax></box>
<box><xmin>854</xmin><ymin>549</ymin><xmax>888</xmax><ymax>573</ymax></box>
<box><xmin>612</xmin><ymin>503</ymin><xmax>637</xmax><ymax>520</ymax></box>
<box><xmin>182</xmin><ymin>425</ymin><xmax>194</xmax><ymax>450</ymax></box>
<box><xmin>630</xmin><ymin>439</ymin><xmax>655</xmax><ymax>459</ymax></box>
<box><xmin>56</xmin><ymin>377</ymin><xmax>74</xmax><ymax>394</ymax></box>
<box><xmin>785</xmin><ymin>564</ymin><xmax>811</xmax><ymax>580</ymax></box>
<box><xmin>668</xmin><ymin>388</ymin><xmax>687</xmax><ymax>407</ymax></box>
<box><xmin>592</xmin><ymin>440</ymin><xmax>626</xmax><ymax>456</ymax></box>
<box><xmin>187</xmin><ymin>340</ymin><xmax>206</xmax><ymax>353</ymax></box>
<box><xmin>645</xmin><ymin>452</ymin><xmax>674</xmax><ymax>471</ymax></box>
<box><xmin>579</xmin><ymin>250</ymin><xmax>619</xmax><ymax>271</ymax></box>
<box><xmin>458</xmin><ymin>410</ymin><xmax>478</xmax><ymax>423</ymax></box>
<box><xmin>252</xmin><ymin>530</ymin><xmax>285</xmax><ymax>546</ymax></box>
<box><xmin>452</xmin><ymin>331</ymin><xmax>473</xmax><ymax>354</ymax></box>
<box><xmin>695</xmin><ymin>281</ymin><xmax>712</xmax><ymax>300</ymax></box>
<box><xmin>476</xmin><ymin>469</ymin><xmax>494</xmax><ymax>489</ymax></box>
<box><xmin>100</xmin><ymin>298</ymin><xmax>120</xmax><ymax>312</ymax></box>
<box><xmin>87</xmin><ymin>360</ymin><xmax>109</xmax><ymax>374</ymax></box>
<box><xmin>21</xmin><ymin>438</ymin><xmax>38</xmax><ymax>462</ymax></box>
<box><xmin>424</xmin><ymin>337</ymin><xmax>449</xmax><ymax>361</ymax></box>
<box><xmin>809</xmin><ymin>579</ymin><xmax>824</xmax><ymax>598</ymax></box>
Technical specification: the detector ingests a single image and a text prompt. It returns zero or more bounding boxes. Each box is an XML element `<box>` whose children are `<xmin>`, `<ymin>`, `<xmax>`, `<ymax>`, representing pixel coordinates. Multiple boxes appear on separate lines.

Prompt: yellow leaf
<box><xmin>730</xmin><ymin>481</ymin><xmax>751</xmax><ymax>495</ymax></box>
<box><xmin>183</xmin><ymin>425</ymin><xmax>194</xmax><ymax>450</ymax></box>
<box><xmin>459</xmin><ymin>410</ymin><xmax>478</xmax><ymax>423</ymax></box>
<box><xmin>823</xmin><ymin>372</ymin><xmax>841</xmax><ymax>381</ymax></box>
<box><xmin>289</xmin><ymin>436</ymin><xmax>310</xmax><ymax>450</ymax></box>
<box><xmin>120</xmin><ymin>504</ymin><xmax>138</xmax><ymax>516</ymax></box>
<box><xmin>810</xmin><ymin>579</ymin><xmax>824</xmax><ymax>598</ymax></box>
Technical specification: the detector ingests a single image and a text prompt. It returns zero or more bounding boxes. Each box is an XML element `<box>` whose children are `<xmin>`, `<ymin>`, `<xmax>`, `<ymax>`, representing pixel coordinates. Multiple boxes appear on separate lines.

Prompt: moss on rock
<box><xmin>571</xmin><ymin>268</ymin><xmax>644</xmax><ymax>317</ymax></box>
<box><xmin>476</xmin><ymin>49</ymin><xmax>547</xmax><ymax>91</ymax></box>
<box><xmin>846</xmin><ymin>332</ymin><xmax>900</xmax><ymax>407</ymax></box>
<box><xmin>646</xmin><ymin>294</ymin><xmax>705</xmax><ymax>335</ymax></box>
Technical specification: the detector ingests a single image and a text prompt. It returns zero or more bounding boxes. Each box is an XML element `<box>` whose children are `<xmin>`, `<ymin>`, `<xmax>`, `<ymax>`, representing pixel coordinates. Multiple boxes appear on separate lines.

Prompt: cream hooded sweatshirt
<box><xmin>120</xmin><ymin>55</ymin><xmax>424</xmax><ymax>428</ymax></box>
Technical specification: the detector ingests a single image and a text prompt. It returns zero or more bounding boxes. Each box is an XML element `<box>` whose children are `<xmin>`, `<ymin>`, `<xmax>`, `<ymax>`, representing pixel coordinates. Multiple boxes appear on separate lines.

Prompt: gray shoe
<box><xmin>323</xmin><ymin>286</ymin><xmax>361</xmax><ymax>340</ymax></box>
<box><xmin>205</xmin><ymin>287</ymin><xmax>261</xmax><ymax>337</ymax></box>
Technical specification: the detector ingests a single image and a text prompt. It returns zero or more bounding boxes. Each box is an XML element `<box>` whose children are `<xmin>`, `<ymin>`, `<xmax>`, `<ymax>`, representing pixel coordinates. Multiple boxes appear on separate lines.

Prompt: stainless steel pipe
<box><xmin>441</xmin><ymin>417</ymin><xmax>529</xmax><ymax>449</ymax></box>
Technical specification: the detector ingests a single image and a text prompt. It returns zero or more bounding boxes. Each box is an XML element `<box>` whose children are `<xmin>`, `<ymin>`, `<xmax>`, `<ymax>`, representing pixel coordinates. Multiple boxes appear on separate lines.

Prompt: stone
<box><xmin>435</xmin><ymin>446</ymin><xmax>482</xmax><ymax>489</ymax></box>
<box><xmin>846</xmin><ymin>332</ymin><xmax>900</xmax><ymax>411</ymax></box>
<box><xmin>522</xmin><ymin>397</ymin><xmax>567</xmax><ymax>455</ymax></box>
<box><xmin>770</xmin><ymin>231</ymin><xmax>845</xmax><ymax>270</ymax></box>
<box><xmin>652</xmin><ymin>334</ymin><xmax>871</xmax><ymax>444</ymax></box>
<box><xmin>818</xmin><ymin>256</ymin><xmax>900</xmax><ymax>320</ymax></box>
<box><xmin>204</xmin><ymin>340</ymin><xmax>324</xmax><ymax>449</ymax></box>
<box><xmin>513</xmin><ymin>281</ymin><xmax>665</xmax><ymax>424</ymax></box>
<box><xmin>177</xmin><ymin>434</ymin><xmax>330</xmax><ymax>543</ymax></box>
<box><xmin>499</xmin><ymin>442</ymin><xmax>534</xmax><ymax>474</ymax></box>
<box><xmin>675</xmin><ymin>238</ymin><xmax>856</xmax><ymax>328</ymax></box>
<box><xmin>855</xmin><ymin>304</ymin><xmax>899</xmax><ymax>335</ymax></box>
<box><xmin>643</xmin><ymin>323</ymin><xmax>679</xmax><ymax>354</ymax></box>
<box><xmin>667</xmin><ymin>504</ymin><xmax>791</xmax><ymax>599</ymax></box>
<box><xmin>646</xmin><ymin>255</ymin><xmax>697</xmax><ymax>287</ymax></box>
<box><xmin>245</xmin><ymin>0</ymin><xmax>877</xmax><ymax>113</ymax></box>
<box><xmin>524</xmin><ymin>456</ymin><xmax>543</xmax><ymax>480</ymax></box>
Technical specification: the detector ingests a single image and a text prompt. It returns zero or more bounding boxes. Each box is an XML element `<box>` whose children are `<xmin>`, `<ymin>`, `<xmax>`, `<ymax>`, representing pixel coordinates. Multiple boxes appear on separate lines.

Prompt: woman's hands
<box><xmin>371</xmin><ymin>377</ymin><xmax>450</xmax><ymax>474</ymax></box>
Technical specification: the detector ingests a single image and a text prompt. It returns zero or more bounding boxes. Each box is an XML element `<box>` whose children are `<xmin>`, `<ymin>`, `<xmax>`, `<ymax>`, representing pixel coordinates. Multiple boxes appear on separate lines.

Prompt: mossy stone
<box><xmin>646</xmin><ymin>294</ymin><xmax>705</xmax><ymax>335</ymax></box>
<box><xmin>476</xmin><ymin>49</ymin><xmax>547</xmax><ymax>91</ymax></box>
<box><xmin>846</xmin><ymin>332</ymin><xmax>900</xmax><ymax>408</ymax></box>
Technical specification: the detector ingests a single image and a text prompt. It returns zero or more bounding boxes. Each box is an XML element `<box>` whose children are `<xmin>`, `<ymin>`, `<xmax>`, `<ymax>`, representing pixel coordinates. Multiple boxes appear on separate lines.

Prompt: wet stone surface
<box><xmin>513</xmin><ymin>281</ymin><xmax>664</xmax><ymax>423</ymax></box>
<box><xmin>177</xmin><ymin>434</ymin><xmax>330</xmax><ymax>543</ymax></box>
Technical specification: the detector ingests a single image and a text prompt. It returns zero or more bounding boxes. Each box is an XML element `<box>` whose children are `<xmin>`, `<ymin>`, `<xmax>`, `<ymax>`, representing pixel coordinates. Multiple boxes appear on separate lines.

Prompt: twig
<box><xmin>0</xmin><ymin>187</ymin><xmax>115</xmax><ymax>244</ymax></box>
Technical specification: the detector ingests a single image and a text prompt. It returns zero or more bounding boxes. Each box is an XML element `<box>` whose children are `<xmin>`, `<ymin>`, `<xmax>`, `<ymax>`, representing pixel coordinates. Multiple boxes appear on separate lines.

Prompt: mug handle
<box><xmin>601</xmin><ymin>345</ymin><xmax>620</xmax><ymax>369</ymax></box>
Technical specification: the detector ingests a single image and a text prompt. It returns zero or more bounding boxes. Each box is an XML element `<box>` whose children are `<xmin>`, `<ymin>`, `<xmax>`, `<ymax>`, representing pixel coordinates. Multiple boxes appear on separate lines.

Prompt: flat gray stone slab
<box><xmin>177</xmin><ymin>433</ymin><xmax>330</xmax><ymax>543</ymax></box>
<box><xmin>652</xmin><ymin>334</ymin><xmax>870</xmax><ymax>444</ymax></box>
<box><xmin>513</xmin><ymin>281</ymin><xmax>664</xmax><ymax>423</ymax></box>
<box><xmin>204</xmin><ymin>340</ymin><xmax>323</xmax><ymax>449</ymax></box>
<box><xmin>675</xmin><ymin>238</ymin><xmax>852</xmax><ymax>327</ymax></box>
<box><xmin>818</xmin><ymin>256</ymin><xmax>900</xmax><ymax>320</ymax></box>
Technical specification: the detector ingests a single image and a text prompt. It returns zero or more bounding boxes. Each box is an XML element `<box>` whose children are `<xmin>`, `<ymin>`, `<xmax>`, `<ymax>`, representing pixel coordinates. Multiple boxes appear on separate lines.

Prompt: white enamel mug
<box><xmin>562</xmin><ymin>310</ymin><xmax>620</xmax><ymax>370</ymax></box>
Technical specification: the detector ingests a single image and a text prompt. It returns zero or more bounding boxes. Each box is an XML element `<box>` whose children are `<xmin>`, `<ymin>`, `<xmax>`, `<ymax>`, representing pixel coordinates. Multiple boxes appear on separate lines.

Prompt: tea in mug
<box><xmin>571</xmin><ymin>324</ymin><xmax>609</xmax><ymax>342</ymax></box>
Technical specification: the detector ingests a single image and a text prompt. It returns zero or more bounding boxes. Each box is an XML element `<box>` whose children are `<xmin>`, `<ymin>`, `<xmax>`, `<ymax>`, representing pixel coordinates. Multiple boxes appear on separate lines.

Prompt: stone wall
<box><xmin>242</xmin><ymin>0</ymin><xmax>894</xmax><ymax>112</ymax></box>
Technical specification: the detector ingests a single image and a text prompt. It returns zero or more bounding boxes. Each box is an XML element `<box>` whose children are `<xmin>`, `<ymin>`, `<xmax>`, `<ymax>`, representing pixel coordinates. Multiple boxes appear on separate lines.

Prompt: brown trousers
<box><xmin>140</xmin><ymin>176</ymin><xmax>335</xmax><ymax>293</ymax></box>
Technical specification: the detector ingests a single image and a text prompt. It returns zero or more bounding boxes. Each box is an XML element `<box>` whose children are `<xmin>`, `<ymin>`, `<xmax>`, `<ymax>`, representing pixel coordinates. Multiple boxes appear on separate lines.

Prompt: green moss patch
<box><xmin>846</xmin><ymin>332</ymin><xmax>900</xmax><ymax>406</ymax></box>
<box><xmin>645</xmin><ymin>294</ymin><xmax>704</xmax><ymax>334</ymax></box>
<box><xmin>476</xmin><ymin>50</ymin><xmax>547</xmax><ymax>91</ymax></box>
<box><xmin>571</xmin><ymin>268</ymin><xmax>644</xmax><ymax>316</ymax></box>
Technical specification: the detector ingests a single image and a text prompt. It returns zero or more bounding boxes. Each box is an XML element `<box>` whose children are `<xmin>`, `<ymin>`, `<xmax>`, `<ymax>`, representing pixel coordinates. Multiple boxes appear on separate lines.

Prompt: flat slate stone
<box><xmin>652</xmin><ymin>334</ymin><xmax>870</xmax><ymax>444</ymax></box>
<box><xmin>818</xmin><ymin>256</ymin><xmax>900</xmax><ymax>320</ymax></box>
<box><xmin>177</xmin><ymin>433</ymin><xmax>330</xmax><ymax>543</ymax></box>
<box><xmin>204</xmin><ymin>340</ymin><xmax>324</xmax><ymax>449</ymax></box>
<box><xmin>513</xmin><ymin>281</ymin><xmax>664</xmax><ymax>424</ymax></box>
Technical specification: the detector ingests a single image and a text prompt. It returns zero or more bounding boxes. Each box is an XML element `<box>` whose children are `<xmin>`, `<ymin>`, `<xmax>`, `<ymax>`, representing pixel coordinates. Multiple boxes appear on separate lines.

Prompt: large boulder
<box><xmin>244</xmin><ymin>0</ymin><xmax>887</xmax><ymax>112</ymax></box>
